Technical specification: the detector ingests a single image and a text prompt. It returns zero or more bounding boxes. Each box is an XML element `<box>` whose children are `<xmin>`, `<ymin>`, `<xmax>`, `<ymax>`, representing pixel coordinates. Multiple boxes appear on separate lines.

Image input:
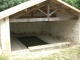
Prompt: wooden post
<box><xmin>0</xmin><ymin>17</ymin><xmax>11</xmax><ymax>53</ymax></box>
<box><xmin>47</xmin><ymin>0</ymin><xmax>50</xmax><ymax>21</ymax></box>
<box><xmin>79</xmin><ymin>13</ymin><xmax>80</xmax><ymax>44</ymax></box>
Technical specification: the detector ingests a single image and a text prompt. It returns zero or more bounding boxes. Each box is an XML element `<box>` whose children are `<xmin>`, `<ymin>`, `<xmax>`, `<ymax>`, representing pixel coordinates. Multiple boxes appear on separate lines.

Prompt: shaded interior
<box><xmin>10</xmin><ymin>20</ymin><xmax>78</xmax><ymax>51</ymax></box>
<box><xmin>18</xmin><ymin>36</ymin><xmax>48</xmax><ymax>48</ymax></box>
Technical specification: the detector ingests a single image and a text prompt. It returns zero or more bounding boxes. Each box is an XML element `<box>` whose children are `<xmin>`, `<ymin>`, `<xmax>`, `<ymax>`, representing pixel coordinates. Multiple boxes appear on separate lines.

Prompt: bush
<box><xmin>63</xmin><ymin>0</ymin><xmax>80</xmax><ymax>9</ymax></box>
<box><xmin>0</xmin><ymin>0</ymin><xmax>29</xmax><ymax>12</ymax></box>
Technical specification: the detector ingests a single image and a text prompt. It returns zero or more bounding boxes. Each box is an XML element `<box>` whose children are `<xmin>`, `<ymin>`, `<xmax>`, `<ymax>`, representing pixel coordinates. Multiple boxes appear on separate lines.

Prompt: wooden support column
<box><xmin>79</xmin><ymin>13</ymin><xmax>80</xmax><ymax>44</ymax></box>
<box><xmin>47</xmin><ymin>0</ymin><xmax>50</xmax><ymax>21</ymax></box>
<box><xmin>0</xmin><ymin>17</ymin><xmax>11</xmax><ymax>53</ymax></box>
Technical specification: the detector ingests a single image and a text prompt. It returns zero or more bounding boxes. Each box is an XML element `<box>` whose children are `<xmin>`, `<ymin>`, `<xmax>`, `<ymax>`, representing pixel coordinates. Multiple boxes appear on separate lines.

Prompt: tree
<box><xmin>63</xmin><ymin>0</ymin><xmax>80</xmax><ymax>9</ymax></box>
<box><xmin>0</xmin><ymin>0</ymin><xmax>29</xmax><ymax>12</ymax></box>
<box><xmin>0</xmin><ymin>0</ymin><xmax>79</xmax><ymax>12</ymax></box>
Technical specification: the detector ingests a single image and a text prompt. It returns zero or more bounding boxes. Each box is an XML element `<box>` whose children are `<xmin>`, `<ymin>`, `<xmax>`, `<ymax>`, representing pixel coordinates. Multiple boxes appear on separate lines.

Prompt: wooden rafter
<box><xmin>0</xmin><ymin>0</ymin><xmax>46</xmax><ymax>20</ymax></box>
<box><xmin>50</xmin><ymin>2</ymin><xmax>76</xmax><ymax>16</ymax></box>
<box><xmin>10</xmin><ymin>10</ymin><xmax>27</xmax><ymax>19</ymax></box>
<box><xmin>38</xmin><ymin>8</ymin><xmax>47</xmax><ymax>16</ymax></box>
<box><xmin>51</xmin><ymin>0</ymin><xmax>80</xmax><ymax>13</ymax></box>
<box><xmin>10</xmin><ymin>4</ymin><xmax>46</xmax><ymax>19</ymax></box>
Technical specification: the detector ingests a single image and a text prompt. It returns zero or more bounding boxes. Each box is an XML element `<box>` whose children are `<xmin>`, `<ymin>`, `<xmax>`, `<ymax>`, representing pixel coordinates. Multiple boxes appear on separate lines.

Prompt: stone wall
<box><xmin>10</xmin><ymin>13</ymin><xmax>79</xmax><ymax>43</ymax></box>
<box><xmin>45</xmin><ymin>20</ymin><xmax>79</xmax><ymax>43</ymax></box>
<box><xmin>10</xmin><ymin>22</ymin><xmax>46</xmax><ymax>36</ymax></box>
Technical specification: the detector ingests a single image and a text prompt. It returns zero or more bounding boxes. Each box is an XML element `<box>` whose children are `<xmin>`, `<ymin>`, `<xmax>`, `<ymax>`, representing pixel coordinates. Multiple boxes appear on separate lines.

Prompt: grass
<box><xmin>1</xmin><ymin>45</ymin><xmax>80</xmax><ymax>60</ymax></box>
<box><xmin>0</xmin><ymin>55</ymin><xmax>8</xmax><ymax>60</ymax></box>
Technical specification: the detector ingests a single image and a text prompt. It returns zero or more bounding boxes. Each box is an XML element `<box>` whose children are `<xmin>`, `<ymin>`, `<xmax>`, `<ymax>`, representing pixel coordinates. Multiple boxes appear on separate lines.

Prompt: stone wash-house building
<box><xmin>0</xmin><ymin>0</ymin><xmax>80</xmax><ymax>53</ymax></box>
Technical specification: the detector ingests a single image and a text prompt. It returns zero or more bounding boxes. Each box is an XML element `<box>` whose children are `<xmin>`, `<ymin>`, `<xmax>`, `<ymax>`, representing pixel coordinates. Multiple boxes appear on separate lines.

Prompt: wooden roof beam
<box><xmin>0</xmin><ymin>0</ymin><xmax>46</xmax><ymax>20</ymax></box>
<box><xmin>10</xmin><ymin>4</ymin><xmax>46</xmax><ymax>19</ymax></box>
<box><xmin>10</xmin><ymin>17</ymin><xmax>78</xmax><ymax>23</ymax></box>
<box><xmin>10</xmin><ymin>10</ymin><xmax>27</xmax><ymax>19</ymax></box>
<box><xmin>57</xmin><ymin>0</ymin><xmax>80</xmax><ymax>13</ymax></box>
<box><xmin>50</xmin><ymin>2</ymin><xmax>78</xmax><ymax>17</ymax></box>
<box><xmin>51</xmin><ymin>0</ymin><xmax>80</xmax><ymax>13</ymax></box>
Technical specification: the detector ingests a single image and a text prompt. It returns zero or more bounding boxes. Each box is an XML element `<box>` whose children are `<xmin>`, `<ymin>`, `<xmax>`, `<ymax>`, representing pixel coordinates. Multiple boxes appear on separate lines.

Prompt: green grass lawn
<box><xmin>1</xmin><ymin>45</ymin><xmax>80</xmax><ymax>60</ymax></box>
<box><xmin>24</xmin><ymin>45</ymin><xmax>80</xmax><ymax>60</ymax></box>
<box><xmin>0</xmin><ymin>55</ymin><xmax>8</xmax><ymax>60</ymax></box>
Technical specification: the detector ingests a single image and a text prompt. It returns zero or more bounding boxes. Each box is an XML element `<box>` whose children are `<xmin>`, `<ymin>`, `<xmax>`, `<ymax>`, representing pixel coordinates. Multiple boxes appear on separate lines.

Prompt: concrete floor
<box><xmin>37</xmin><ymin>35</ymin><xmax>66</xmax><ymax>44</ymax></box>
<box><xmin>11</xmin><ymin>37</ymin><xmax>27</xmax><ymax>51</ymax></box>
<box><xmin>11</xmin><ymin>35</ymin><xmax>68</xmax><ymax>51</ymax></box>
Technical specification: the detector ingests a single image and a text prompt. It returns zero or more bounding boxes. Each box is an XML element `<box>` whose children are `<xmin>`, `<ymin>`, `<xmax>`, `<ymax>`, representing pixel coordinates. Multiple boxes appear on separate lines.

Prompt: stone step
<box><xmin>28</xmin><ymin>42</ymin><xmax>71</xmax><ymax>52</ymax></box>
<box><xmin>11</xmin><ymin>37</ymin><xmax>27</xmax><ymax>51</ymax></box>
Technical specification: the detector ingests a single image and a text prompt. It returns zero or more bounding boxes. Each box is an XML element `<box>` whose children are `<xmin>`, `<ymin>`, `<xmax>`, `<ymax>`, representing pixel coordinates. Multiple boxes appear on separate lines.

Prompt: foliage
<box><xmin>63</xmin><ymin>0</ymin><xmax>80</xmax><ymax>9</ymax></box>
<box><xmin>0</xmin><ymin>0</ymin><xmax>29</xmax><ymax>12</ymax></box>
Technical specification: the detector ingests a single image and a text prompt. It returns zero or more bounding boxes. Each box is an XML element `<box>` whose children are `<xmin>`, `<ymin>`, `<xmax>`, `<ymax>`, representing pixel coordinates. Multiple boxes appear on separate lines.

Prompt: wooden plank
<box><xmin>0</xmin><ymin>0</ymin><xmax>46</xmax><ymax>20</ymax></box>
<box><xmin>19</xmin><ymin>16</ymin><xmax>55</xmax><ymax>18</ymax></box>
<box><xmin>49</xmin><ymin>17</ymin><xmax>78</xmax><ymax>21</ymax></box>
<box><xmin>0</xmin><ymin>17</ymin><xmax>11</xmax><ymax>53</ymax></box>
<box><xmin>10</xmin><ymin>17</ymin><xmax>78</xmax><ymax>23</ymax></box>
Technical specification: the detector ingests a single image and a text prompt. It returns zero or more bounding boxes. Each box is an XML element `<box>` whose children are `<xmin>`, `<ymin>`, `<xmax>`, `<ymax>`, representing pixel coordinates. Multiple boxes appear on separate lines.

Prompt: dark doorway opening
<box><xmin>17</xmin><ymin>36</ymin><xmax>48</xmax><ymax>48</ymax></box>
